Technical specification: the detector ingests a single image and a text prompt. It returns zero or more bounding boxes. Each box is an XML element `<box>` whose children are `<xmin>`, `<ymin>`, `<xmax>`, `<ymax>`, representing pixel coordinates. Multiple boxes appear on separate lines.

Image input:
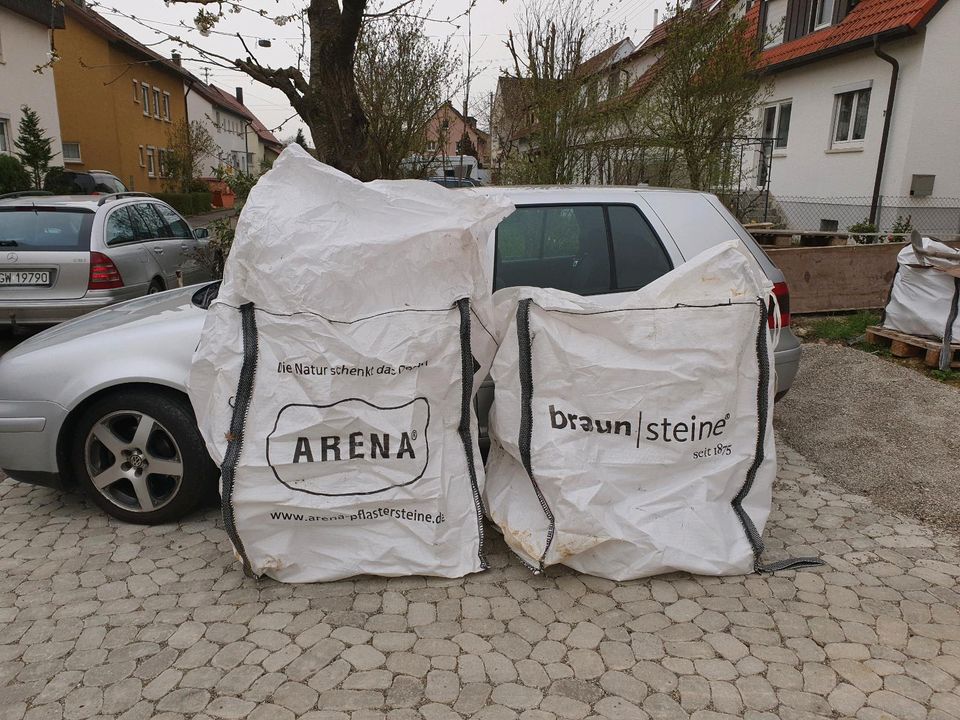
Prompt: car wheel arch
<box><xmin>55</xmin><ymin>382</ymin><xmax>201</xmax><ymax>487</ymax></box>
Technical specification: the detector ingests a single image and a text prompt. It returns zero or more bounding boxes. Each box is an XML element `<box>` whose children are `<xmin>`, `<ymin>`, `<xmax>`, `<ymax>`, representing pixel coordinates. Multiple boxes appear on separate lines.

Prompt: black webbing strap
<box><xmin>734</xmin><ymin>300</ymin><xmax>822</xmax><ymax>575</ymax></box>
<box><xmin>455</xmin><ymin>298</ymin><xmax>488</xmax><ymax>570</ymax></box>
<box><xmin>516</xmin><ymin>299</ymin><xmax>556</xmax><ymax>574</ymax></box>
<box><xmin>939</xmin><ymin>278</ymin><xmax>960</xmax><ymax>372</ymax></box>
<box><xmin>220</xmin><ymin>302</ymin><xmax>258</xmax><ymax>578</ymax></box>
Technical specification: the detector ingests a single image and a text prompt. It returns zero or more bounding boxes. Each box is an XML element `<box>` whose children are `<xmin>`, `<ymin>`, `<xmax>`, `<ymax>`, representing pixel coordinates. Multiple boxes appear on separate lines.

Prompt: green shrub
<box><xmin>848</xmin><ymin>218</ymin><xmax>879</xmax><ymax>244</ymax></box>
<box><xmin>153</xmin><ymin>191</ymin><xmax>212</xmax><ymax>216</ymax></box>
<box><xmin>0</xmin><ymin>155</ymin><xmax>31</xmax><ymax>195</ymax></box>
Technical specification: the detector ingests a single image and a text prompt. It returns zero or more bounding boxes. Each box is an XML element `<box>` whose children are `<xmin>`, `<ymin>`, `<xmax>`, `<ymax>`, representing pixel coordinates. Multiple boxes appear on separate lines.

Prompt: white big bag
<box><xmin>883</xmin><ymin>232</ymin><xmax>960</xmax><ymax>370</ymax></box>
<box><xmin>189</xmin><ymin>146</ymin><xmax>512</xmax><ymax>582</ymax></box>
<box><xmin>484</xmin><ymin>241</ymin><xmax>817</xmax><ymax>580</ymax></box>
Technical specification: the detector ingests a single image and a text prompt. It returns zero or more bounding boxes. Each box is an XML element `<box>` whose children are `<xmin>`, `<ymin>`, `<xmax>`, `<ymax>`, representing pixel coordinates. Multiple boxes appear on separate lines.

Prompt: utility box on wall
<box><xmin>910</xmin><ymin>174</ymin><xmax>935</xmax><ymax>197</ymax></box>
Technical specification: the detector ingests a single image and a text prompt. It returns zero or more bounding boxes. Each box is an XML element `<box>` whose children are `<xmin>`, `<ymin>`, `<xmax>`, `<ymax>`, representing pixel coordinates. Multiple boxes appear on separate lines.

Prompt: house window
<box><xmin>141</xmin><ymin>83</ymin><xmax>150</xmax><ymax>115</ymax></box>
<box><xmin>812</xmin><ymin>0</ymin><xmax>835</xmax><ymax>29</ymax></box>
<box><xmin>757</xmin><ymin>101</ymin><xmax>791</xmax><ymax>187</ymax></box>
<box><xmin>0</xmin><ymin>119</ymin><xmax>9</xmax><ymax>154</ymax></box>
<box><xmin>833</xmin><ymin>87</ymin><xmax>871</xmax><ymax>146</ymax></box>
<box><xmin>162</xmin><ymin>92</ymin><xmax>171</xmax><ymax>121</ymax></box>
<box><xmin>138</xmin><ymin>145</ymin><xmax>145</xmax><ymax>167</ymax></box>
<box><xmin>152</xmin><ymin>88</ymin><xmax>161</xmax><ymax>119</ymax></box>
<box><xmin>133</xmin><ymin>79</ymin><xmax>139</xmax><ymax>103</ymax></box>
<box><xmin>62</xmin><ymin>143</ymin><xmax>82</xmax><ymax>164</ymax></box>
<box><xmin>158</xmin><ymin>149</ymin><xmax>168</xmax><ymax>177</ymax></box>
<box><xmin>762</xmin><ymin>100</ymin><xmax>792</xmax><ymax>149</ymax></box>
<box><xmin>146</xmin><ymin>146</ymin><xmax>155</xmax><ymax>177</ymax></box>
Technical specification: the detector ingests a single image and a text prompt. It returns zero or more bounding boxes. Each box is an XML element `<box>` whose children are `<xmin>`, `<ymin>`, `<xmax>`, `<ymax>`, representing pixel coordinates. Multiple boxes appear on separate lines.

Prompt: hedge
<box><xmin>152</xmin><ymin>191</ymin><xmax>212</xmax><ymax>217</ymax></box>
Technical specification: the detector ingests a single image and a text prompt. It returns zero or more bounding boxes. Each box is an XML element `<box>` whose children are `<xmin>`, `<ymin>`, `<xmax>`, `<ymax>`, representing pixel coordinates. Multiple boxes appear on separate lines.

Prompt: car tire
<box><xmin>147</xmin><ymin>279</ymin><xmax>164</xmax><ymax>294</ymax></box>
<box><xmin>70</xmin><ymin>389</ymin><xmax>217</xmax><ymax>524</ymax></box>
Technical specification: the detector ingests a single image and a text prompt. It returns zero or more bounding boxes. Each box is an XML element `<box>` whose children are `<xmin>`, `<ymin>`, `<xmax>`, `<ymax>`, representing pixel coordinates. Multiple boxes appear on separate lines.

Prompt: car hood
<box><xmin>5</xmin><ymin>285</ymin><xmax>206</xmax><ymax>360</ymax></box>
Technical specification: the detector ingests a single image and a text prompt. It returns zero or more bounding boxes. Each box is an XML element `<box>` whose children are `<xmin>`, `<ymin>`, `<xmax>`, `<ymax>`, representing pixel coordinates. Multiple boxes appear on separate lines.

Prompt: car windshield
<box><xmin>0</xmin><ymin>208</ymin><xmax>94</xmax><ymax>251</ymax></box>
<box><xmin>192</xmin><ymin>281</ymin><xmax>221</xmax><ymax>309</ymax></box>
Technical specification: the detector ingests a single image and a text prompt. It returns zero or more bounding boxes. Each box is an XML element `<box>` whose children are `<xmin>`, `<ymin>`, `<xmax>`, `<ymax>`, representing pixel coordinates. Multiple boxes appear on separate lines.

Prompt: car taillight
<box><xmin>88</xmin><ymin>252</ymin><xmax>124</xmax><ymax>290</ymax></box>
<box><xmin>769</xmin><ymin>281</ymin><xmax>790</xmax><ymax>328</ymax></box>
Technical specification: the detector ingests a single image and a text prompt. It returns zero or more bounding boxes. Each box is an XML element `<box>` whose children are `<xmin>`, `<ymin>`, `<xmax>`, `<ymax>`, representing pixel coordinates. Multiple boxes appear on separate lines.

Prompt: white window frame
<box><xmin>0</xmin><ymin>118</ymin><xmax>10</xmax><ymax>154</ymax></box>
<box><xmin>831</xmin><ymin>86</ymin><xmax>871</xmax><ymax>149</ymax></box>
<box><xmin>761</xmin><ymin>99</ymin><xmax>792</xmax><ymax>151</ymax></box>
<box><xmin>152</xmin><ymin>87</ymin><xmax>161</xmax><ymax>119</ymax></box>
<box><xmin>162</xmin><ymin>92</ymin><xmax>171</xmax><ymax>121</ymax></box>
<box><xmin>138</xmin><ymin>145</ymin><xmax>145</xmax><ymax>167</ymax></box>
<box><xmin>812</xmin><ymin>0</ymin><xmax>835</xmax><ymax>30</ymax></box>
<box><xmin>141</xmin><ymin>83</ymin><xmax>151</xmax><ymax>116</ymax></box>
<box><xmin>62</xmin><ymin>142</ymin><xmax>82</xmax><ymax>164</ymax></box>
<box><xmin>146</xmin><ymin>146</ymin><xmax>156</xmax><ymax>177</ymax></box>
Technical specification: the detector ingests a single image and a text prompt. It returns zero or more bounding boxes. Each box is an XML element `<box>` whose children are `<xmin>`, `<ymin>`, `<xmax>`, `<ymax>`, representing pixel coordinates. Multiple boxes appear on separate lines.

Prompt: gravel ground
<box><xmin>775</xmin><ymin>343</ymin><xmax>960</xmax><ymax>535</ymax></box>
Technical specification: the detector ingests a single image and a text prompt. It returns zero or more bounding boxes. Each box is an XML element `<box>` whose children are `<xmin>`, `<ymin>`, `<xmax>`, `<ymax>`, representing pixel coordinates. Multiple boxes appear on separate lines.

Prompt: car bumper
<box><xmin>773</xmin><ymin>329</ymin><xmax>802</xmax><ymax>399</ymax></box>
<box><xmin>0</xmin><ymin>290</ymin><xmax>139</xmax><ymax>325</ymax></box>
<box><xmin>0</xmin><ymin>400</ymin><xmax>67</xmax><ymax>488</ymax></box>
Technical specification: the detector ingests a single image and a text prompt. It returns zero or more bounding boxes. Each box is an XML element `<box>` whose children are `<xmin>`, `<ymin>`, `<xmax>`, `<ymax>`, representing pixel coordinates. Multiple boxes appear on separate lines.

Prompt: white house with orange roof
<box><xmin>751</xmin><ymin>0</ymin><xmax>959</xmax><ymax>233</ymax></box>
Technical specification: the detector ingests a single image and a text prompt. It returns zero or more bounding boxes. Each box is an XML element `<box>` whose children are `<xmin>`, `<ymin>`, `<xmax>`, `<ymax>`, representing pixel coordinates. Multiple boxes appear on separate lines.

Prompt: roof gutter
<box><xmin>870</xmin><ymin>35</ymin><xmax>899</xmax><ymax>225</ymax></box>
<box><xmin>761</xmin><ymin>27</ymin><xmax>908</xmax><ymax>74</ymax></box>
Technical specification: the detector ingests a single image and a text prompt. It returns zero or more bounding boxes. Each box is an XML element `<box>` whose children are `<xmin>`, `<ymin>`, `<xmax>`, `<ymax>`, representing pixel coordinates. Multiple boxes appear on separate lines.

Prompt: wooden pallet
<box><xmin>865</xmin><ymin>325</ymin><xmax>960</xmax><ymax>369</ymax></box>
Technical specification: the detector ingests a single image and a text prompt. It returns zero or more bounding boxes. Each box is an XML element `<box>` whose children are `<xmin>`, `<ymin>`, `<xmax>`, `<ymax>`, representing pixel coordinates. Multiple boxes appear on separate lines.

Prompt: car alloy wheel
<box><xmin>84</xmin><ymin>410</ymin><xmax>184</xmax><ymax>514</ymax></box>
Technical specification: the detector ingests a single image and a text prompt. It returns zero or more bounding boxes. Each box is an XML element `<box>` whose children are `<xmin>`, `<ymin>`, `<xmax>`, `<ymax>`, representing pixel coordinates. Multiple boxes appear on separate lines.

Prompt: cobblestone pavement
<box><xmin>2</xmin><ymin>441</ymin><xmax>960</xmax><ymax>720</ymax></box>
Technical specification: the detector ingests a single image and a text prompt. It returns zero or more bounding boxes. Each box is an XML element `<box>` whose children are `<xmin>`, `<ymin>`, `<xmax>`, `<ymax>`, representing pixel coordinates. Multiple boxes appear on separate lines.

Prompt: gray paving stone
<box><xmin>3</xmin><ymin>445</ymin><xmax>960</xmax><ymax>719</ymax></box>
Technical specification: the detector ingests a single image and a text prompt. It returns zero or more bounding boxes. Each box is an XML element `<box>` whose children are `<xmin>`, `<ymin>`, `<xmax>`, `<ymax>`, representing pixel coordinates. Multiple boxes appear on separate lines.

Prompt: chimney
<box><xmin>235</xmin><ymin>87</ymin><xmax>244</xmax><ymax>105</ymax></box>
<box><xmin>171</xmin><ymin>51</ymin><xmax>181</xmax><ymax>66</ymax></box>
<box><xmin>653</xmin><ymin>8</ymin><xmax>659</xmax><ymax>26</ymax></box>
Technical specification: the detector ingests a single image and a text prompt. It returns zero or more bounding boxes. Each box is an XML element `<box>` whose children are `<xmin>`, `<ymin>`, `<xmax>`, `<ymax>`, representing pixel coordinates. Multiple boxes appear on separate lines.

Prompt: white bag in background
<box><xmin>883</xmin><ymin>235</ymin><xmax>960</xmax><ymax>346</ymax></box>
<box><xmin>189</xmin><ymin>146</ymin><xmax>513</xmax><ymax>582</ymax></box>
<box><xmin>484</xmin><ymin>241</ymin><xmax>805</xmax><ymax>581</ymax></box>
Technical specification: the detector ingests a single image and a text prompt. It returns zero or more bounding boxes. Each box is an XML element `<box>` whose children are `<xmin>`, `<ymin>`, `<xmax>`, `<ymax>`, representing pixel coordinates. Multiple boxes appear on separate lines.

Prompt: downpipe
<box><xmin>870</xmin><ymin>36</ymin><xmax>899</xmax><ymax>225</ymax></box>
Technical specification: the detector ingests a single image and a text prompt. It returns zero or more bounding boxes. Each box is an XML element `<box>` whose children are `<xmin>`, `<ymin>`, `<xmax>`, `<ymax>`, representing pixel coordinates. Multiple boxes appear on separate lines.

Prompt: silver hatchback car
<box><xmin>0</xmin><ymin>186</ymin><xmax>800</xmax><ymax>524</ymax></box>
<box><xmin>0</xmin><ymin>191</ymin><xmax>211</xmax><ymax>326</ymax></box>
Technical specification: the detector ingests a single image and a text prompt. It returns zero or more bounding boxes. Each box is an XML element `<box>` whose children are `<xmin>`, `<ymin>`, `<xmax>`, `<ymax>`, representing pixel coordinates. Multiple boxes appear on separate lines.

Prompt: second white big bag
<box><xmin>484</xmin><ymin>241</ymin><xmax>807</xmax><ymax>581</ymax></box>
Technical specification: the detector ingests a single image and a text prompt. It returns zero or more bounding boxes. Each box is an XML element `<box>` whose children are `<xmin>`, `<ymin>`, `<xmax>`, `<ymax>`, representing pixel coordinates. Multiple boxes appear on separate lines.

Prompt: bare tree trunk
<box><xmin>306</xmin><ymin>0</ymin><xmax>373</xmax><ymax>179</ymax></box>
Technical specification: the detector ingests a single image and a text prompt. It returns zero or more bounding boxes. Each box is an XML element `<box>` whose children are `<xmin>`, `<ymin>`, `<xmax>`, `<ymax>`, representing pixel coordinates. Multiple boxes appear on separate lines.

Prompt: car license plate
<box><xmin>0</xmin><ymin>271</ymin><xmax>51</xmax><ymax>286</ymax></box>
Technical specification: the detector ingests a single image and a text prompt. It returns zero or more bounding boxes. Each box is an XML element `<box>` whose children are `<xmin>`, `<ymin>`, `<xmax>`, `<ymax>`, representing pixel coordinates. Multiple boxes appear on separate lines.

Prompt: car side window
<box><xmin>608</xmin><ymin>205</ymin><xmax>673</xmax><ymax>290</ymax></box>
<box><xmin>154</xmin><ymin>204</ymin><xmax>192</xmax><ymax>238</ymax></box>
<box><xmin>131</xmin><ymin>203</ymin><xmax>172</xmax><ymax>239</ymax></box>
<box><xmin>494</xmin><ymin>205</ymin><xmax>610</xmax><ymax>295</ymax></box>
<box><xmin>105</xmin><ymin>207</ymin><xmax>140</xmax><ymax>245</ymax></box>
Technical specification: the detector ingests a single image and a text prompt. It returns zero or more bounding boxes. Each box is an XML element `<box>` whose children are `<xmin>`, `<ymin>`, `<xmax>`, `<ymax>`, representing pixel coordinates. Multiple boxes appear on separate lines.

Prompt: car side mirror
<box><xmin>193</xmin><ymin>227</ymin><xmax>210</xmax><ymax>240</ymax></box>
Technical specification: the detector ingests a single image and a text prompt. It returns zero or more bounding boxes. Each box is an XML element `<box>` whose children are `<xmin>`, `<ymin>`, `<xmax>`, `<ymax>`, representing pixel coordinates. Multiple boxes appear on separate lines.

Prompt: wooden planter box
<box><xmin>765</xmin><ymin>240</ymin><xmax>960</xmax><ymax>314</ymax></box>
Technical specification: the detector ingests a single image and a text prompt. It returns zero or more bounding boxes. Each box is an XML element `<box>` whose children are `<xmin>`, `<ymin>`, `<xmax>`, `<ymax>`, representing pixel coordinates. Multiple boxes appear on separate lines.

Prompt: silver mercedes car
<box><xmin>0</xmin><ymin>187</ymin><xmax>801</xmax><ymax>523</ymax></box>
<box><xmin>0</xmin><ymin>191</ymin><xmax>211</xmax><ymax>326</ymax></box>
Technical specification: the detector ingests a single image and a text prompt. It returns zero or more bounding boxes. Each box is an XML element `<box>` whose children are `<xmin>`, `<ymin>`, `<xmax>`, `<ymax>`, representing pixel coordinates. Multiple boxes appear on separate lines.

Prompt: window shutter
<box><xmin>784</xmin><ymin>0</ymin><xmax>814</xmax><ymax>41</ymax></box>
<box><xmin>832</xmin><ymin>0</ymin><xmax>851</xmax><ymax>25</ymax></box>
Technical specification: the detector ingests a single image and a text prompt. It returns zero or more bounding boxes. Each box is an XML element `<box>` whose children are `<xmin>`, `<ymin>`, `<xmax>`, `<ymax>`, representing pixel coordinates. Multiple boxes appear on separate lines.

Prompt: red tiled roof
<box><xmin>250</xmin><ymin>116</ymin><xmax>282</xmax><ymax>151</ymax></box>
<box><xmin>206</xmin><ymin>85</ymin><xmax>257</xmax><ymax>122</ymax></box>
<box><xmin>575</xmin><ymin>38</ymin><xmax>633</xmax><ymax>78</ymax></box>
<box><xmin>760</xmin><ymin>0</ymin><xmax>942</xmax><ymax>69</ymax></box>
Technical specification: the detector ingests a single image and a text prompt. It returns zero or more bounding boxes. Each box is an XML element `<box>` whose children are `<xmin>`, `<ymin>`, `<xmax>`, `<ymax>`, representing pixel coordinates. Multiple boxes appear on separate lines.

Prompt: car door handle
<box><xmin>180</xmin><ymin>243</ymin><xmax>189</xmax><ymax>250</ymax></box>
<box><xmin>153</xmin><ymin>246</ymin><xmax>164</xmax><ymax>254</ymax></box>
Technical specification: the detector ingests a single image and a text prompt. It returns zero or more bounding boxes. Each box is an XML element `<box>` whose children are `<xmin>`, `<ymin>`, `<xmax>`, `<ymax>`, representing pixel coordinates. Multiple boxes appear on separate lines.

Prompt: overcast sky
<box><xmin>99</xmin><ymin>0</ymin><xmax>666</xmax><ymax>142</ymax></box>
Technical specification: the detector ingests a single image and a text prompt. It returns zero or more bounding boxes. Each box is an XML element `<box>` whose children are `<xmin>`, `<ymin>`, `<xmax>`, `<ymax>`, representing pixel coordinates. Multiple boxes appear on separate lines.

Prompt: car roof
<box><xmin>472</xmin><ymin>185</ymin><xmax>704</xmax><ymax>204</ymax></box>
<box><xmin>0</xmin><ymin>194</ymin><xmax>154</xmax><ymax>211</ymax></box>
<box><xmin>0</xmin><ymin>195</ymin><xmax>102</xmax><ymax>210</ymax></box>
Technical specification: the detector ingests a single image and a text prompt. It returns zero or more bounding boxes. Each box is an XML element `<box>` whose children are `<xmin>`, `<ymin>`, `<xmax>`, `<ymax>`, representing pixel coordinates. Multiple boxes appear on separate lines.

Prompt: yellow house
<box><xmin>53</xmin><ymin>1</ymin><xmax>188</xmax><ymax>191</ymax></box>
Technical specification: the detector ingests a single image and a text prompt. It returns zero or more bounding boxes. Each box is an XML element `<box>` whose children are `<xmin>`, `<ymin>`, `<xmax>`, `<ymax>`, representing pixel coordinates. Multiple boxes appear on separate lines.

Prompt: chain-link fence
<box><xmin>773</xmin><ymin>196</ymin><xmax>960</xmax><ymax>238</ymax></box>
